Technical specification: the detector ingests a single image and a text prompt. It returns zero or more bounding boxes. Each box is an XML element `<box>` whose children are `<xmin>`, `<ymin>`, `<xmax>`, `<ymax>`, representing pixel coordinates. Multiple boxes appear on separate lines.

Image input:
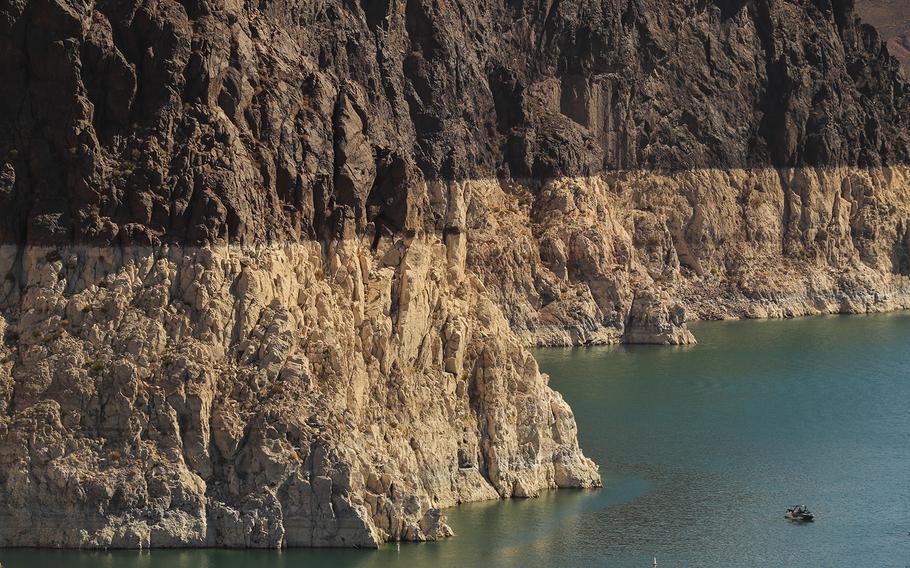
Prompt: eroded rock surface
<box><xmin>1</xmin><ymin>0</ymin><xmax>910</xmax><ymax>549</ymax></box>
<box><xmin>0</xmin><ymin>235</ymin><xmax>598</xmax><ymax>547</ymax></box>
<box><xmin>1</xmin><ymin>0</ymin><xmax>908</xmax><ymax>248</ymax></box>
<box><xmin>466</xmin><ymin>168</ymin><xmax>910</xmax><ymax>345</ymax></box>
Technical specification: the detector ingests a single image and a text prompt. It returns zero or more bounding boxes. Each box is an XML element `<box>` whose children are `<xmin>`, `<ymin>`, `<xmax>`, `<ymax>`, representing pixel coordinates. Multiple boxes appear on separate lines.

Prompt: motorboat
<box><xmin>785</xmin><ymin>505</ymin><xmax>815</xmax><ymax>522</ymax></box>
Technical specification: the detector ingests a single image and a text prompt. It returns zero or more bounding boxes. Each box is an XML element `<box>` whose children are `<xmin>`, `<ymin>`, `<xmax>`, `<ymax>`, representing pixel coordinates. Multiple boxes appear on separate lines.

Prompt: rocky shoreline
<box><xmin>2</xmin><ymin>0</ymin><xmax>910</xmax><ymax>550</ymax></box>
<box><xmin>2</xmin><ymin>166</ymin><xmax>908</xmax><ymax>548</ymax></box>
<box><xmin>0</xmin><ymin>236</ymin><xmax>599</xmax><ymax>548</ymax></box>
<box><xmin>466</xmin><ymin>167</ymin><xmax>910</xmax><ymax>347</ymax></box>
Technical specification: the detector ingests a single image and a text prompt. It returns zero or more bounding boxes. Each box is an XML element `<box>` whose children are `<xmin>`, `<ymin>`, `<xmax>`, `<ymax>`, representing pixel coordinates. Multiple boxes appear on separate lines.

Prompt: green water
<box><xmin>4</xmin><ymin>314</ymin><xmax>910</xmax><ymax>567</ymax></box>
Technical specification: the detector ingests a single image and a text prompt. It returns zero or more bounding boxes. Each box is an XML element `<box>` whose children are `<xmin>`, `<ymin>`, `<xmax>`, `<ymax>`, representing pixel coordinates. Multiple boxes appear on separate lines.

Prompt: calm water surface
<box><xmin>4</xmin><ymin>314</ymin><xmax>910</xmax><ymax>567</ymax></box>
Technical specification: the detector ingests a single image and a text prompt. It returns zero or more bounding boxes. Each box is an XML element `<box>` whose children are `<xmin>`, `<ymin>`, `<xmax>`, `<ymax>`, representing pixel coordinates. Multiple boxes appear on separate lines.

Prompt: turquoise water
<box><xmin>3</xmin><ymin>314</ymin><xmax>910</xmax><ymax>567</ymax></box>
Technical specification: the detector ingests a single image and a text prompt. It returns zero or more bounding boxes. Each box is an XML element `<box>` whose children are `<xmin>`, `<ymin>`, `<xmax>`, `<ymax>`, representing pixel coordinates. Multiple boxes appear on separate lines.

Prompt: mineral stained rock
<box><xmin>0</xmin><ymin>0</ymin><xmax>909</xmax><ymax>549</ymax></box>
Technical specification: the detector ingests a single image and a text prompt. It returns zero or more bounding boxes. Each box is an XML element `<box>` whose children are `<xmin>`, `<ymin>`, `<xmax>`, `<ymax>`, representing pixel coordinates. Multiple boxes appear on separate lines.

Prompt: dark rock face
<box><xmin>0</xmin><ymin>0</ymin><xmax>908</xmax><ymax>247</ymax></box>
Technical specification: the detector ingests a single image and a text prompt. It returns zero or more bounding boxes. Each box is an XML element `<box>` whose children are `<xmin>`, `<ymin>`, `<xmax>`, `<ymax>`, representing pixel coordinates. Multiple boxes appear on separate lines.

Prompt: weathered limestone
<box><xmin>2</xmin><ymin>164</ymin><xmax>909</xmax><ymax>548</ymax></box>
<box><xmin>0</xmin><ymin>235</ymin><xmax>599</xmax><ymax>548</ymax></box>
<box><xmin>466</xmin><ymin>168</ymin><xmax>910</xmax><ymax>346</ymax></box>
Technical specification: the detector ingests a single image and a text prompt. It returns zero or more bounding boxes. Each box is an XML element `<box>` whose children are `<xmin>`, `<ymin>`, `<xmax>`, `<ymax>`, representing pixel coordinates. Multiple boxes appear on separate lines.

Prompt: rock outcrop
<box><xmin>1</xmin><ymin>0</ymin><xmax>910</xmax><ymax>549</ymax></box>
<box><xmin>465</xmin><ymin>168</ymin><xmax>910</xmax><ymax>345</ymax></box>
<box><xmin>0</xmin><ymin>236</ymin><xmax>598</xmax><ymax>548</ymax></box>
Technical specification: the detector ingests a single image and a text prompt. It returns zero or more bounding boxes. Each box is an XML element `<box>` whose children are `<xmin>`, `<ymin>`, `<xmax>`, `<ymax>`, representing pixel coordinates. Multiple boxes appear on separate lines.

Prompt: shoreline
<box><xmin>518</xmin><ymin>287</ymin><xmax>910</xmax><ymax>347</ymax></box>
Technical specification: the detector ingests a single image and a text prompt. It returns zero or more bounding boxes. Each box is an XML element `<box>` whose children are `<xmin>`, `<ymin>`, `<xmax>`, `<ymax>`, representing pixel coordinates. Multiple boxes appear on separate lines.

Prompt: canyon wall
<box><xmin>0</xmin><ymin>234</ymin><xmax>598</xmax><ymax>547</ymax></box>
<box><xmin>466</xmin><ymin>168</ymin><xmax>910</xmax><ymax>346</ymax></box>
<box><xmin>0</xmin><ymin>0</ymin><xmax>909</xmax><ymax>548</ymax></box>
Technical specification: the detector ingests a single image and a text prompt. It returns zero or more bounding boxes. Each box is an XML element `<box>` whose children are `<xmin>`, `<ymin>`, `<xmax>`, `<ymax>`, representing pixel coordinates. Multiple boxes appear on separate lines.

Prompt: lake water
<box><xmin>3</xmin><ymin>314</ymin><xmax>910</xmax><ymax>567</ymax></box>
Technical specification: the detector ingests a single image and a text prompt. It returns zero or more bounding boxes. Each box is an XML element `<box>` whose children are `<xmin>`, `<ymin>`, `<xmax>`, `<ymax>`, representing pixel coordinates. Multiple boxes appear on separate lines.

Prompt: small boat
<box><xmin>785</xmin><ymin>505</ymin><xmax>815</xmax><ymax>522</ymax></box>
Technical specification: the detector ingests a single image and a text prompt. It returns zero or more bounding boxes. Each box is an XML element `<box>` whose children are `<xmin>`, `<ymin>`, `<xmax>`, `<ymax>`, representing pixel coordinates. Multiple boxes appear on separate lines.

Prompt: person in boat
<box><xmin>788</xmin><ymin>505</ymin><xmax>814</xmax><ymax>519</ymax></box>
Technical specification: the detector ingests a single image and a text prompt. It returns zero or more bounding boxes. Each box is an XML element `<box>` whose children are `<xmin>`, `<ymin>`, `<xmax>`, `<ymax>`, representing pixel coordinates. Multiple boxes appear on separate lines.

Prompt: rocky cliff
<box><xmin>0</xmin><ymin>237</ymin><xmax>599</xmax><ymax>547</ymax></box>
<box><xmin>0</xmin><ymin>0</ymin><xmax>909</xmax><ymax>549</ymax></box>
